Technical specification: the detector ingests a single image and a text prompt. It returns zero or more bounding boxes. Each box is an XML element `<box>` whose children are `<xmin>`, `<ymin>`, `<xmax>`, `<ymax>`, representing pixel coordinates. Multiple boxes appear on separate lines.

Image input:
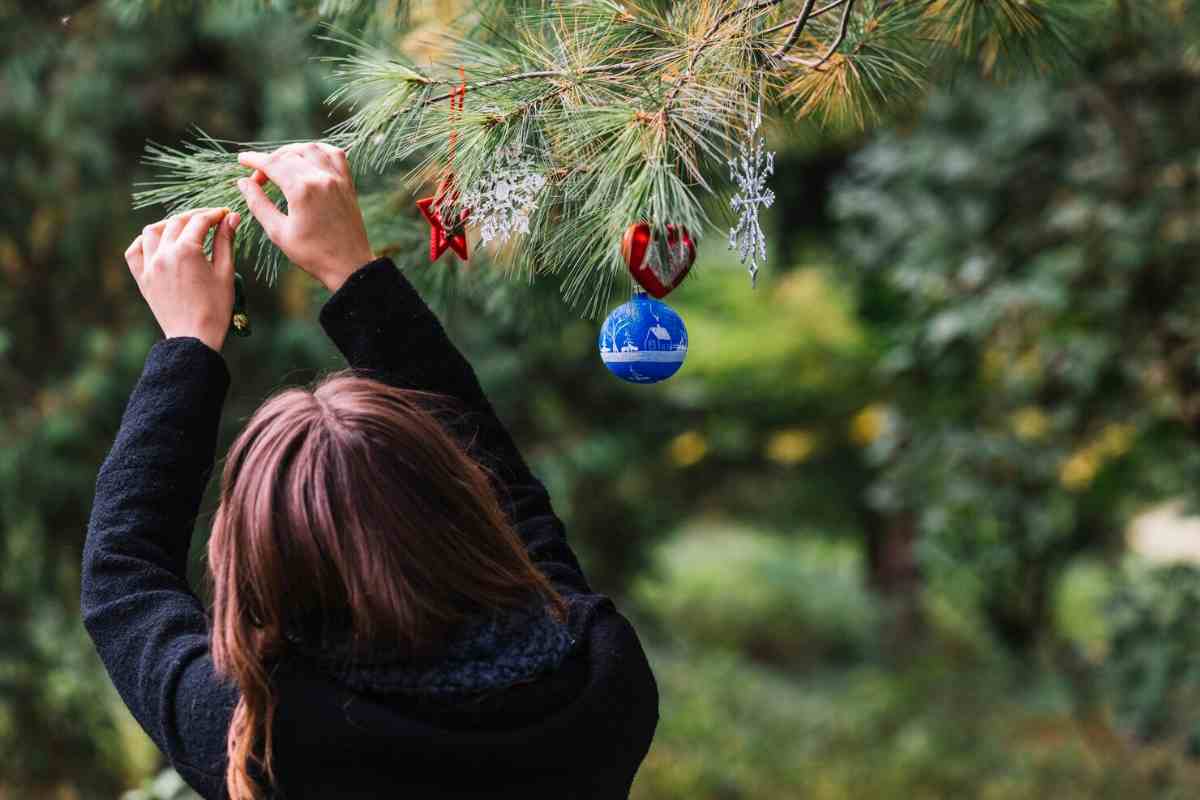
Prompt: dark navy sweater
<box><xmin>81</xmin><ymin>257</ymin><xmax>659</xmax><ymax>799</ymax></box>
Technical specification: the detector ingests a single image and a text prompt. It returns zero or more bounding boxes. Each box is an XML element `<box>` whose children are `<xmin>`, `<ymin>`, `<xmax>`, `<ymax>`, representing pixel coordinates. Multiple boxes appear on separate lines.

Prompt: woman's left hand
<box><xmin>125</xmin><ymin>207</ymin><xmax>241</xmax><ymax>353</ymax></box>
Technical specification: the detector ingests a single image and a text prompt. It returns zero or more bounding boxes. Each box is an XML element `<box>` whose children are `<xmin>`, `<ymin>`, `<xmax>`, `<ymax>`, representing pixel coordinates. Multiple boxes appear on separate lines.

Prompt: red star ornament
<box><xmin>417</xmin><ymin>180</ymin><xmax>470</xmax><ymax>263</ymax></box>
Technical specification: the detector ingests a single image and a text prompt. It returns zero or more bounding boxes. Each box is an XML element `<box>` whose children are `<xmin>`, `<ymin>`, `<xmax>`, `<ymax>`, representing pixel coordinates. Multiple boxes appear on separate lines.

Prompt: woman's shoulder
<box><xmin>561</xmin><ymin>590</ymin><xmax>659</xmax><ymax>711</ymax></box>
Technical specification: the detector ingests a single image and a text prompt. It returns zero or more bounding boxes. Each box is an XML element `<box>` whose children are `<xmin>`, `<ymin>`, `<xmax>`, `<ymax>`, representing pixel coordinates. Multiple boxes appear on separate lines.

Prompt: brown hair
<box><xmin>207</xmin><ymin>372</ymin><xmax>567</xmax><ymax>800</ymax></box>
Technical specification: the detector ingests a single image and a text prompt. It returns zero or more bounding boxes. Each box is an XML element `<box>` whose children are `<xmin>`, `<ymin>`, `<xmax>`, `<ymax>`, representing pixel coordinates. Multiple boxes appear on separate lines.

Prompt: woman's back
<box><xmin>265</xmin><ymin>598</ymin><xmax>655</xmax><ymax>798</ymax></box>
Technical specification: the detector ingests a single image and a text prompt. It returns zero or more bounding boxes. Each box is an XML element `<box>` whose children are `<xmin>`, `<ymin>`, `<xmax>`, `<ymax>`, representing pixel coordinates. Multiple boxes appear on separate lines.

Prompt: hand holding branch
<box><xmin>125</xmin><ymin>207</ymin><xmax>240</xmax><ymax>353</ymax></box>
<box><xmin>235</xmin><ymin>142</ymin><xmax>374</xmax><ymax>293</ymax></box>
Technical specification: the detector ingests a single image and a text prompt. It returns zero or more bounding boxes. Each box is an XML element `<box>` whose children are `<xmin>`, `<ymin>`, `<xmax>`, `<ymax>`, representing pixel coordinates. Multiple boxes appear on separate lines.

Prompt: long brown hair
<box><xmin>207</xmin><ymin>372</ymin><xmax>567</xmax><ymax>800</ymax></box>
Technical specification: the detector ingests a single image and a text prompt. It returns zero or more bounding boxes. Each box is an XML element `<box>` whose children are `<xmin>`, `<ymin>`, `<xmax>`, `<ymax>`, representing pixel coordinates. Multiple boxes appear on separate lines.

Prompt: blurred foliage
<box><xmin>121</xmin><ymin>769</ymin><xmax>199</xmax><ymax>800</ymax></box>
<box><xmin>631</xmin><ymin>527</ymin><xmax>1200</xmax><ymax>800</ymax></box>
<box><xmin>1105</xmin><ymin>563</ymin><xmax>1200</xmax><ymax>751</ymax></box>
<box><xmin>453</xmin><ymin>246</ymin><xmax>882</xmax><ymax>588</ymax></box>
<box><xmin>832</xmin><ymin>3</ymin><xmax>1200</xmax><ymax>655</ymax></box>
<box><xmin>0</xmin><ymin>3</ymin><xmax>344</xmax><ymax>794</ymax></box>
<box><xmin>632</xmin><ymin>523</ymin><xmax>880</xmax><ymax>668</ymax></box>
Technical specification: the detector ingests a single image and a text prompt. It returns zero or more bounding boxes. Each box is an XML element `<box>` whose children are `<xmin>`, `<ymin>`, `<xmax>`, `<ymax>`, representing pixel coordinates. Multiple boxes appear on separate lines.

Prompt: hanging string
<box><xmin>437</xmin><ymin>66</ymin><xmax>467</xmax><ymax>229</ymax></box>
<box><xmin>448</xmin><ymin>65</ymin><xmax>466</xmax><ymax>172</ymax></box>
<box><xmin>754</xmin><ymin>68</ymin><xmax>765</xmax><ymax>134</ymax></box>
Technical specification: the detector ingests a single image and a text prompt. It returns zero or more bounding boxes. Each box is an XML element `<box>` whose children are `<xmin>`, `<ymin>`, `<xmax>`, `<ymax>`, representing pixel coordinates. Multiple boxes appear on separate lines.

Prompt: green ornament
<box><xmin>230</xmin><ymin>272</ymin><xmax>251</xmax><ymax>338</ymax></box>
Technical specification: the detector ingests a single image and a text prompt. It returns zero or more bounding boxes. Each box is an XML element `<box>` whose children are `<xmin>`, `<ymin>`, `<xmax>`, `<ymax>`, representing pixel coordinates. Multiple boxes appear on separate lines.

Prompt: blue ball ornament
<box><xmin>598</xmin><ymin>293</ymin><xmax>688</xmax><ymax>384</ymax></box>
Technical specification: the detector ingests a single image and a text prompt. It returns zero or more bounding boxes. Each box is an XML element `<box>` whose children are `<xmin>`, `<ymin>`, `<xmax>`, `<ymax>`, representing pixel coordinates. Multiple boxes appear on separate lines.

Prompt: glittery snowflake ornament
<box><xmin>460</xmin><ymin>145</ymin><xmax>547</xmax><ymax>246</ymax></box>
<box><xmin>728</xmin><ymin>108</ymin><xmax>775</xmax><ymax>288</ymax></box>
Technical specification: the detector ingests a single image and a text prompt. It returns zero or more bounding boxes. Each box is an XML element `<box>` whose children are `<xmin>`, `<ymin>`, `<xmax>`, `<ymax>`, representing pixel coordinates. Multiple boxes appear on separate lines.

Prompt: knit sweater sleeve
<box><xmin>81</xmin><ymin>337</ymin><xmax>236</xmax><ymax>800</ymax></box>
<box><xmin>319</xmin><ymin>257</ymin><xmax>593</xmax><ymax>595</ymax></box>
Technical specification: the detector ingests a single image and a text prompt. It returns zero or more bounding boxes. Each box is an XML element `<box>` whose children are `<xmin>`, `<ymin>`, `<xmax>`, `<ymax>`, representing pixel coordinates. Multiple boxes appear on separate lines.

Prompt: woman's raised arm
<box><xmin>236</xmin><ymin>144</ymin><xmax>593</xmax><ymax>596</ymax></box>
<box><xmin>81</xmin><ymin>209</ymin><xmax>244</xmax><ymax>798</ymax></box>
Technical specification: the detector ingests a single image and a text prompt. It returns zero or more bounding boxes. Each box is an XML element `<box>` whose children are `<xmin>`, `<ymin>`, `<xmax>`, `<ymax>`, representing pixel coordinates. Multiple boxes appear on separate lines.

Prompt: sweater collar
<box><xmin>286</xmin><ymin>599</ymin><xmax>576</xmax><ymax>697</ymax></box>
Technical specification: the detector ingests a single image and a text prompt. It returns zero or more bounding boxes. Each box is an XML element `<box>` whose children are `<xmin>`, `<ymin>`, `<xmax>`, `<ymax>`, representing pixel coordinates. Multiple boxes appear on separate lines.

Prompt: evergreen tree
<box><xmin>831</xmin><ymin>0</ymin><xmax>1200</xmax><ymax>725</ymax></box>
<box><xmin>127</xmin><ymin>0</ymin><xmax>1096</xmax><ymax>314</ymax></box>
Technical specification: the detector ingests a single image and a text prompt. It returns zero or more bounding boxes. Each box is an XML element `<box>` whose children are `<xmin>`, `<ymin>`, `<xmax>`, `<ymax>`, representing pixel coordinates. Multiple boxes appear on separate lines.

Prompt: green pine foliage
<box><xmin>130</xmin><ymin>0</ymin><xmax>1103</xmax><ymax>314</ymax></box>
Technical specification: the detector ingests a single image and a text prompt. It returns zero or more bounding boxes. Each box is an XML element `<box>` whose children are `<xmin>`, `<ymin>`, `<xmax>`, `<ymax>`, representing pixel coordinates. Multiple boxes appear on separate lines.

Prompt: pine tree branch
<box><xmin>811</xmin><ymin>0</ymin><xmax>859</xmax><ymax>69</ymax></box>
<box><xmin>424</xmin><ymin>0</ymin><xmax>786</xmax><ymax>110</ymax></box>
<box><xmin>772</xmin><ymin>0</ymin><xmax>819</xmax><ymax>59</ymax></box>
<box><xmin>421</xmin><ymin>58</ymin><xmax>670</xmax><ymax>106</ymax></box>
<box><xmin>488</xmin><ymin>84</ymin><xmax>573</xmax><ymax>126</ymax></box>
<box><xmin>660</xmin><ymin>0</ymin><xmax>787</xmax><ymax>140</ymax></box>
<box><xmin>682</xmin><ymin>0</ymin><xmax>791</xmax><ymax>78</ymax></box>
<box><xmin>135</xmin><ymin>0</ymin><xmax>1088</xmax><ymax>313</ymax></box>
<box><xmin>383</xmin><ymin>0</ymin><xmax>860</xmax><ymax>127</ymax></box>
<box><xmin>761</xmin><ymin>0</ymin><xmax>852</xmax><ymax>39</ymax></box>
<box><xmin>701</xmin><ymin>0</ymin><xmax>787</xmax><ymax>40</ymax></box>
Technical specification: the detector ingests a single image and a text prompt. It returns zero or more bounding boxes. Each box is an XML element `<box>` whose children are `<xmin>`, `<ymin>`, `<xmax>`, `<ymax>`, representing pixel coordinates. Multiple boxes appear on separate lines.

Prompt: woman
<box><xmin>82</xmin><ymin>142</ymin><xmax>659</xmax><ymax>800</ymax></box>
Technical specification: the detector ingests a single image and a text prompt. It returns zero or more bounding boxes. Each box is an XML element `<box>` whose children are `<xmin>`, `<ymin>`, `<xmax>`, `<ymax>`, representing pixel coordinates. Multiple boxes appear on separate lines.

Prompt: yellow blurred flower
<box><xmin>765</xmin><ymin>429</ymin><xmax>817</xmax><ymax>465</ymax></box>
<box><xmin>850</xmin><ymin>404</ymin><xmax>888</xmax><ymax>446</ymax></box>
<box><xmin>1011</xmin><ymin>406</ymin><xmax>1049</xmax><ymax>441</ymax></box>
<box><xmin>1060</xmin><ymin>452</ymin><xmax>1099</xmax><ymax>490</ymax></box>
<box><xmin>1013</xmin><ymin>347</ymin><xmax>1043</xmax><ymax>381</ymax></box>
<box><xmin>981</xmin><ymin>346</ymin><xmax>1008</xmax><ymax>382</ymax></box>
<box><xmin>1059</xmin><ymin>423</ymin><xmax>1137</xmax><ymax>491</ymax></box>
<box><xmin>1098</xmin><ymin>423</ymin><xmax>1136</xmax><ymax>458</ymax></box>
<box><xmin>668</xmin><ymin>431</ymin><xmax>708</xmax><ymax>468</ymax></box>
<box><xmin>982</xmin><ymin>345</ymin><xmax>1042</xmax><ymax>383</ymax></box>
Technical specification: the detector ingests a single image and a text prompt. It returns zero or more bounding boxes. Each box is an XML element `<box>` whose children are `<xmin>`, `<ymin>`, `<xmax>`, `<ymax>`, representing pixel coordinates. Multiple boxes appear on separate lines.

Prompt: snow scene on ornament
<box><xmin>598</xmin><ymin>293</ymin><xmax>688</xmax><ymax>384</ymax></box>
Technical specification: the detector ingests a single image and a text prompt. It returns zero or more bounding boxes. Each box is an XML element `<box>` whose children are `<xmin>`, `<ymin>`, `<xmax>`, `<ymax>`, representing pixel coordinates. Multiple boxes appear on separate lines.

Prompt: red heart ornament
<box><xmin>622</xmin><ymin>222</ymin><xmax>695</xmax><ymax>298</ymax></box>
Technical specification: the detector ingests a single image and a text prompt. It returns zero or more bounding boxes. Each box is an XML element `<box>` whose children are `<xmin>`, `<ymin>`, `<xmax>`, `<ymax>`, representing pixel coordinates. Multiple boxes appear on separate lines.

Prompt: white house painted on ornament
<box><xmin>642</xmin><ymin>323</ymin><xmax>672</xmax><ymax>351</ymax></box>
<box><xmin>642</xmin><ymin>322</ymin><xmax>687</xmax><ymax>353</ymax></box>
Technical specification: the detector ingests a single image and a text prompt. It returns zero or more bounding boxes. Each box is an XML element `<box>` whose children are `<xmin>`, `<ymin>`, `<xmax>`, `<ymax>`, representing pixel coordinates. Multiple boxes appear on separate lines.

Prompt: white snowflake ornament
<box><xmin>460</xmin><ymin>145</ymin><xmax>547</xmax><ymax>246</ymax></box>
<box><xmin>728</xmin><ymin>109</ymin><xmax>775</xmax><ymax>288</ymax></box>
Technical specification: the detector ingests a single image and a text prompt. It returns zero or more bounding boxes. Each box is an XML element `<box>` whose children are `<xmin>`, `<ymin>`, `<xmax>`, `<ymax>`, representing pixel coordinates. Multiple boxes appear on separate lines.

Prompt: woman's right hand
<box><xmin>235</xmin><ymin>142</ymin><xmax>375</xmax><ymax>293</ymax></box>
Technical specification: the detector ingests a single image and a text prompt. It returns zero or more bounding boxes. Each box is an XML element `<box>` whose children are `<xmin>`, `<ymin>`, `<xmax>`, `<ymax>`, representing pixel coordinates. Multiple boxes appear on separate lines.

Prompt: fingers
<box><xmin>162</xmin><ymin>211</ymin><xmax>190</xmax><ymax>241</ymax></box>
<box><xmin>236</xmin><ymin>176</ymin><xmax>287</xmax><ymax>239</ymax></box>
<box><xmin>125</xmin><ymin>235</ymin><xmax>144</xmax><ymax>277</ymax></box>
<box><xmin>238</xmin><ymin>148</ymin><xmax>315</xmax><ymax>194</ymax></box>
<box><xmin>295</xmin><ymin>141</ymin><xmax>339</xmax><ymax>173</ymax></box>
<box><xmin>236</xmin><ymin>149</ymin><xmax>273</xmax><ymax>174</ymax></box>
<box><xmin>316</xmin><ymin>143</ymin><xmax>350</xmax><ymax>176</ymax></box>
<box><xmin>239</xmin><ymin>142</ymin><xmax>346</xmax><ymax>184</ymax></box>
<box><xmin>315</xmin><ymin>144</ymin><xmax>354</xmax><ymax>191</ymax></box>
<box><xmin>274</xmin><ymin>142</ymin><xmax>334</xmax><ymax>170</ymax></box>
<box><xmin>180</xmin><ymin>207</ymin><xmax>230</xmax><ymax>245</ymax></box>
<box><xmin>137</xmin><ymin>208</ymin><xmax>228</xmax><ymax>272</ymax></box>
<box><xmin>212</xmin><ymin>212</ymin><xmax>240</xmax><ymax>281</ymax></box>
<box><xmin>238</xmin><ymin>150</ymin><xmax>292</xmax><ymax>194</ymax></box>
<box><xmin>142</xmin><ymin>219</ymin><xmax>165</xmax><ymax>262</ymax></box>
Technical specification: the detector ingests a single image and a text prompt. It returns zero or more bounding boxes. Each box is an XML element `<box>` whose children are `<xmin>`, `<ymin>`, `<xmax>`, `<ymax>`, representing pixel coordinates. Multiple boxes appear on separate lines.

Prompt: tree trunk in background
<box><xmin>863</xmin><ymin>508</ymin><xmax>923</xmax><ymax>647</ymax></box>
<box><xmin>981</xmin><ymin>558</ymin><xmax>1053</xmax><ymax>655</ymax></box>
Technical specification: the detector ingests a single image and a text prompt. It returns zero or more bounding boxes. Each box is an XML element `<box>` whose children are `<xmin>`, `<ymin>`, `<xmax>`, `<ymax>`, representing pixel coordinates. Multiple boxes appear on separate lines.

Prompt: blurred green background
<box><xmin>5</xmin><ymin>1</ymin><xmax>1200</xmax><ymax>798</ymax></box>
